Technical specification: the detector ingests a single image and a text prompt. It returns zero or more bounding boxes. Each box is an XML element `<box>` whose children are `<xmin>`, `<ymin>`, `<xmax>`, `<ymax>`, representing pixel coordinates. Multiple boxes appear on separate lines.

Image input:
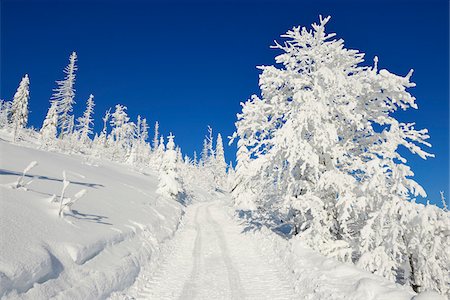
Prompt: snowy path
<box><xmin>117</xmin><ymin>200</ymin><xmax>297</xmax><ymax>300</ymax></box>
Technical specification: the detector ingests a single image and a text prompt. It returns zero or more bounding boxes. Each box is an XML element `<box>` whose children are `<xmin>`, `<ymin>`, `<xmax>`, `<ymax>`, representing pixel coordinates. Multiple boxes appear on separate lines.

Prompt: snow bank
<box><xmin>0</xmin><ymin>140</ymin><xmax>183</xmax><ymax>299</ymax></box>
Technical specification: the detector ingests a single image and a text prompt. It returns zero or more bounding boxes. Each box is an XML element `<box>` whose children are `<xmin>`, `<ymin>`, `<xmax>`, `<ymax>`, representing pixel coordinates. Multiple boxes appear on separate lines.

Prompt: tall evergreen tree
<box><xmin>153</xmin><ymin>121</ymin><xmax>159</xmax><ymax>151</ymax></box>
<box><xmin>51</xmin><ymin>52</ymin><xmax>77</xmax><ymax>138</ymax></box>
<box><xmin>76</xmin><ymin>94</ymin><xmax>95</xmax><ymax>143</ymax></box>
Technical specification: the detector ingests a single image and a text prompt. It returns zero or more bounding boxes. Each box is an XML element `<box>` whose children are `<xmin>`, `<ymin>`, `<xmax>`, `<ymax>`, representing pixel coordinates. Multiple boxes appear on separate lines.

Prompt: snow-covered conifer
<box><xmin>11</xmin><ymin>74</ymin><xmax>30</xmax><ymax>142</ymax></box>
<box><xmin>51</xmin><ymin>52</ymin><xmax>77</xmax><ymax>137</ymax></box>
<box><xmin>231</xmin><ymin>16</ymin><xmax>441</xmax><ymax>290</ymax></box>
<box><xmin>153</xmin><ymin>121</ymin><xmax>159</xmax><ymax>151</ymax></box>
<box><xmin>110</xmin><ymin>104</ymin><xmax>130</xmax><ymax>143</ymax></box>
<box><xmin>156</xmin><ymin>133</ymin><xmax>184</xmax><ymax>200</ymax></box>
<box><xmin>201</xmin><ymin>138</ymin><xmax>209</xmax><ymax>166</ymax></box>
<box><xmin>214</xmin><ymin>133</ymin><xmax>227</xmax><ymax>180</ymax></box>
<box><xmin>193</xmin><ymin>151</ymin><xmax>198</xmax><ymax>167</ymax></box>
<box><xmin>40</xmin><ymin>102</ymin><xmax>58</xmax><ymax>147</ymax></box>
<box><xmin>76</xmin><ymin>94</ymin><xmax>95</xmax><ymax>144</ymax></box>
<box><xmin>0</xmin><ymin>100</ymin><xmax>12</xmax><ymax>128</ymax></box>
<box><xmin>140</xmin><ymin>117</ymin><xmax>149</xmax><ymax>142</ymax></box>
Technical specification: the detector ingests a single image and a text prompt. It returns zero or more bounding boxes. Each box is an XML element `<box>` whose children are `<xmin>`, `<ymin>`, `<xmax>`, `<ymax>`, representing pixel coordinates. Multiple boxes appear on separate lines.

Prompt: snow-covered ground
<box><xmin>0</xmin><ymin>139</ymin><xmax>183</xmax><ymax>299</ymax></box>
<box><xmin>111</xmin><ymin>199</ymin><xmax>421</xmax><ymax>300</ymax></box>
<box><xmin>0</xmin><ymin>139</ymin><xmax>442</xmax><ymax>299</ymax></box>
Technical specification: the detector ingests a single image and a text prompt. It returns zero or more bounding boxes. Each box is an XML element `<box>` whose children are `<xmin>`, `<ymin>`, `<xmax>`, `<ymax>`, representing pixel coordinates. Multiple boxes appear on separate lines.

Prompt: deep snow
<box><xmin>0</xmin><ymin>138</ymin><xmax>444</xmax><ymax>300</ymax></box>
<box><xmin>0</xmin><ymin>139</ymin><xmax>183</xmax><ymax>299</ymax></box>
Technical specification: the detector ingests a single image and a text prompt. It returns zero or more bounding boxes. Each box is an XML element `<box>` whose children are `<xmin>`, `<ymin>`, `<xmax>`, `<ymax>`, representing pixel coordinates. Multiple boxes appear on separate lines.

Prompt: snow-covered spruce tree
<box><xmin>213</xmin><ymin>133</ymin><xmax>227</xmax><ymax>189</ymax></box>
<box><xmin>0</xmin><ymin>100</ymin><xmax>12</xmax><ymax>128</ymax></box>
<box><xmin>11</xmin><ymin>74</ymin><xmax>30</xmax><ymax>142</ymax></box>
<box><xmin>110</xmin><ymin>104</ymin><xmax>135</xmax><ymax>161</ymax></box>
<box><xmin>51</xmin><ymin>52</ymin><xmax>77</xmax><ymax>138</ymax></box>
<box><xmin>76</xmin><ymin>94</ymin><xmax>95</xmax><ymax>144</ymax></box>
<box><xmin>40</xmin><ymin>102</ymin><xmax>58</xmax><ymax>148</ymax></box>
<box><xmin>156</xmin><ymin>133</ymin><xmax>184</xmax><ymax>201</ymax></box>
<box><xmin>200</xmin><ymin>138</ymin><xmax>209</xmax><ymax>167</ymax></box>
<box><xmin>153</xmin><ymin>135</ymin><xmax>165</xmax><ymax>168</ymax></box>
<box><xmin>152</xmin><ymin>121</ymin><xmax>159</xmax><ymax>151</ymax></box>
<box><xmin>232</xmin><ymin>16</ymin><xmax>442</xmax><ymax>290</ymax></box>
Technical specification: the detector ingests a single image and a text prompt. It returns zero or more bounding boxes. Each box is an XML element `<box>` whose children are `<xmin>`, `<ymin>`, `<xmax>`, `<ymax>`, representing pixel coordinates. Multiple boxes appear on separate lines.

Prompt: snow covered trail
<box><xmin>115</xmin><ymin>200</ymin><xmax>297</xmax><ymax>300</ymax></box>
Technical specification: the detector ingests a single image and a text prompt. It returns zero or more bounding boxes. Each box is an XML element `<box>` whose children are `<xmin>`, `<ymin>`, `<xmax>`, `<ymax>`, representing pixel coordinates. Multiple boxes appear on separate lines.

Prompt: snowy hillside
<box><xmin>0</xmin><ymin>139</ymin><xmax>183</xmax><ymax>299</ymax></box>
<box><xmin>0</xmin><ymin>138</ymin><xmax>444</xmax><ymax>300</ymax></box>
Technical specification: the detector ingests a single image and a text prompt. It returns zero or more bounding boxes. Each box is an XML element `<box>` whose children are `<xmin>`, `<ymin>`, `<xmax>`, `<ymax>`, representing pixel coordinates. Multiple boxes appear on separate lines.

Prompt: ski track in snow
<box><xmin>119</xmin><ymin>201</ymin><xmax>297</xmax><ymax>300</ymax></box>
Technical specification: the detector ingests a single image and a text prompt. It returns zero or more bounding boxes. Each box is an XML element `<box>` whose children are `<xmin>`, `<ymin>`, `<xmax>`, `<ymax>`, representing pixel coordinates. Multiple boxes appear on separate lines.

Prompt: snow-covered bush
<box><xmin>231</xmin><ymin>15</ymin><xmax>449</xmax><ymax>296</ymax></box>
<box><xmin>12</xmin><ymin>160</ymin><xmax>38</xmax><ymax>189</ymax></box>
<box><xmin>57</xmin><ymin>171</ymin><xmax>88</xmax><ymax>217</ymax></box>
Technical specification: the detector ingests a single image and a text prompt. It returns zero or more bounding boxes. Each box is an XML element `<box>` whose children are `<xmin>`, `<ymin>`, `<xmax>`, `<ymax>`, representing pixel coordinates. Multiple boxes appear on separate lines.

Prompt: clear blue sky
<box><xmin>1</xmin><ymin>0</ymin><xmax>448</xmax><ymax>205</ymax></box>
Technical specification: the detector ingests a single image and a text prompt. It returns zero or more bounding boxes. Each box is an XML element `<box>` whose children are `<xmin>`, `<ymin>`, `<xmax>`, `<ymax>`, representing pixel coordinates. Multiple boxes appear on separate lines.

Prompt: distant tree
<box><xmin>0</xmin><ymin>100</ymin><xmax>12</xmax><ymax>128</ymax></box>
<box><xmin>76</xmin><ymin>94</ymin><xmax>95</xmax><ymax>144</ymax></box>
<box><xmin>193</xmin><ymin>151</ymin><xmax>198</xmax><ymax>167</ymax></box>
<box><xmin>200</xmin><ymin>138</ymin><xmax>209</xmax><ymax>166</ymax></box>
<box><xmin>11</xmin><ymin>74</ymin><xmax>30</xmax><ymax>142</ymax></box>
<box><xmin>40</xmin><ymin>102</ymin><xmax>58</xmax><ymax>147</ymax></box>
<box><xmin>157</xmin><ymin>133</ymin><xmax>184</xmax><ymax>200</ymax></box>
<box><xmin>51</xmin><ymin>52</ymin><xmax>77</xmax><ymax>137</ymax></box>
<box><xmin>214</xmin><ymin>133</ymin><xmax>227</xmax><ymax>182</ymax></box>
<box><xmin>153</xmin><ymin>121</ymin><xmax>159</xmax><ymax>151</ymax></box>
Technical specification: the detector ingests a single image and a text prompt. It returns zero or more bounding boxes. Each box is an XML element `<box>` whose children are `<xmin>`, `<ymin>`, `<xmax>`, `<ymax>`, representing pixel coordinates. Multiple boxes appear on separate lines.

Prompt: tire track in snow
<box><xmin>178</xmin><ymin>204</ymin><xmax>203</xmax><ymax>299</ymax></box>
<box><xmin>205</xmin><ymin>203</ymin><xmax>245</xmax><ymax>300</ymax></box>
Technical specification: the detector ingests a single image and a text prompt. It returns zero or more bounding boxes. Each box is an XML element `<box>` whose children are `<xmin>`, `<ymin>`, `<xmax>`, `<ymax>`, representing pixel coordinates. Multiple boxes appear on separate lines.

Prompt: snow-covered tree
<box><xmin>76</xmin><ymin>94</ymin><xmax>95</xmax><ymax>144</ymax></box>
<box><xmin>200</xmin><ymin>138</ymin><xmax>209</xmax><ymax>166</ymax></box>
<box><xmin>11</xmin><ymin>74</ymin><xmax>30</xmax><ymax>142</ymax></box>
<box><xmin>214</xmin><ymin>133</ymin><xmax>227</xmax><ymax>184</ymax></box>
<box><xmin>153</xmin><ymin>121</ymin><xmax>159</xmax><ymax>151</ymax></box>
<box><xmin>193</xmin><ymin>151</ymin><xmax>198</xmax><ymax>167</ymax></box>
<box><xmin>98</xmin><ymin>108</ymin><xmax>111</xmax><ymax>147</ymax></box>
<box><xmin>140</xmin><ymin>117</ymin><xmax>149</xmax><ymax>142</ymax></box>
<box><xmin>51</xmin><ymin>52</ymin><xmax>77</xmax><ymax>137</ymax></box>
<box><xmin>110</xmin><ymin>104</ymin><xmax>130</xmax><ymax>143</ymax></box>
<box><xmin>40</xmin><ymin>102</ymin><xmax>58</xmax><ymax>147</ymax></box>
<box><xmin>0</xmin><ymin>100</ymin><xmax>12</xmax><ymax>128</ymax></box>
<box><xmin>157</xmin><ymin>133</ymin><xmax>184</xmax><ymax>201</ymax></box>
<box><xmin>231</xmin><ymin>15</ymin><xmax>444</xmax><ymax>291</ymax></box>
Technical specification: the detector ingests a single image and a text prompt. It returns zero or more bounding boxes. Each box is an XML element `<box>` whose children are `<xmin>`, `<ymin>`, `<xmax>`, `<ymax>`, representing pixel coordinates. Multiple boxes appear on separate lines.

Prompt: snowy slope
<box><xmin>0</xmin><ymin>139</ymin><xmax>183</xmax><ymax>299</ymax></box>
<box><xmin>0</xmin><ymin>138</ymin><xmax>444</xmax><ymax>300</ymax></box>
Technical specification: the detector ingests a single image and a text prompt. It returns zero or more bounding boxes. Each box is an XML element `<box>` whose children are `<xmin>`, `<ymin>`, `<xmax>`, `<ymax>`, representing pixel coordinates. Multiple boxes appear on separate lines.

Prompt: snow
<box><xmin>0</xmin><ymin>136</ymin><xmax>444</xmax><ymax>299</ymax></box>
<box><xmin>0</xmin><ymin>139</ymin><xmax>183</xmax><ymax>299</ymax></box>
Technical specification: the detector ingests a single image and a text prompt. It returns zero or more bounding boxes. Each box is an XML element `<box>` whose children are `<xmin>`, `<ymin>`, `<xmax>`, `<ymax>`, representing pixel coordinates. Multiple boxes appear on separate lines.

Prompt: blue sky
<box><xmin>1</xmin><ymin>0</ymin><xmax>448</xmax><ymax>205</ymax></box>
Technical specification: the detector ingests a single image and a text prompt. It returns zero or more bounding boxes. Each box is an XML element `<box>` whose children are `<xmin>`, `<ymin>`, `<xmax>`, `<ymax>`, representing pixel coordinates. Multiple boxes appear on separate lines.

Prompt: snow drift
<box><xmin>0</xmin><ymin>139</ymin><xmax>183</xmax><ymax>299</ymax></box>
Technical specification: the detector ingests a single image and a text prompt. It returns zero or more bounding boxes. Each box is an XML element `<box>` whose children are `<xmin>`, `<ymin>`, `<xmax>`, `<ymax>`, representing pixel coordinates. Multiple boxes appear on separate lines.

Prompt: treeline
<box><xmin>0</xmin><ymin>52</ymin><xmax>229</xmax><ymax>196</ymax></box>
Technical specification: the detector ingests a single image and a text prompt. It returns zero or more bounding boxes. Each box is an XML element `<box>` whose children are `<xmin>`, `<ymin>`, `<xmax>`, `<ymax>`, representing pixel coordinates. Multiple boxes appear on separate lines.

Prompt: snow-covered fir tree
<box><xmin>153</xmin><ymin>121</ymin><xmax>159</xmax><ymax>151</ymax></box>
<box><xmin>0</xmin><ymin>100</ymin><xmax>12</xmax><ymax>128</ymax></box>
<box><xmin>200</xmin><ymin>138</ymin><xmax>209</xmax><ymax>166</ymax></box>
<box><xmin>76</xmin><ymin>94</ymin><xmax>95</xmax><ymax>144</ymax></box>
<box><xmin>11</xmin><ymin>74</ymin><xmax>30</xmax><ymax>142</ymax></box>
<box><xmin>156</xmin><ymin>133</ymin><xmax>184</xmax><ymax>201</ymax></box>
<box><xmin>51</xmin><ymin>52</ymin><xmax>77</xmax><ymax>138</ymax></box>
<box><xmin>214</xmin><ymin>133</ymin><xmax>227</xmax><ymax>187</ymax></box>
<box><xmin>40</xmin><ymin>102</ymin><xmax>58</xmax><ymax>147</ymax></box>
<box><xmin>231</xmin><ymin>16</ymin><xmax>447</xmax><ymax>293</ymax></box>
